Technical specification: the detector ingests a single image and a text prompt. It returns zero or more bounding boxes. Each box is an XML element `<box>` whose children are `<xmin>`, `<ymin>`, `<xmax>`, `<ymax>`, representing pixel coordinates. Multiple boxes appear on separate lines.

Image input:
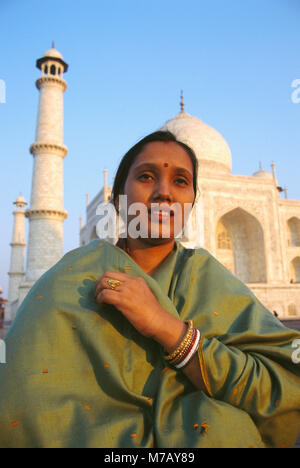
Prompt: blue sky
<box><xmin>0</xmin><ymin>0</ymin><xmax>300</xmax><ymax>296</ymax></box>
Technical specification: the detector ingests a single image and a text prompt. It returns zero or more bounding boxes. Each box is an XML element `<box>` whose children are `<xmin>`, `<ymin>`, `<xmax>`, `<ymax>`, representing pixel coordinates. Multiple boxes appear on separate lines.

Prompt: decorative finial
<box><xmin>180</xmin><ymin>90</ymin><xmax>185</xmax><ymax>113</ymax></box>
<box><xmin>104</xmin><ymin>169</ymin><xmax>108</xmax><ymax>203</ymax></box>
<box><xmin>259</xmin><ymin>161</ymin><xmax>262</xmax><ymax>170</ymax></box>
<box><xmin>52</xmin><ymin>40</ymin><xmax>55</xmax><ymax>49</ymax></box>
<box><xmin>271</xmin><ymin>162</ymin><xmax>276</xmax><ymax>179</ymax></box>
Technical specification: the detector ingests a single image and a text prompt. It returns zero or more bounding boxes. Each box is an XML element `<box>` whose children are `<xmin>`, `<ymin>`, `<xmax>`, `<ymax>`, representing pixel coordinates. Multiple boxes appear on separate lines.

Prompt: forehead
<box><xmin>133</xmin><ymin>141</ymin><xmax>193</xmax><ymax>170</ymax></box>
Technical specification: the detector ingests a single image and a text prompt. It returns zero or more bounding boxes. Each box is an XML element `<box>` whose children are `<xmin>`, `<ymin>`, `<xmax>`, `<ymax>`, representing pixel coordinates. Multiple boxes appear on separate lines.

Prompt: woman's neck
<box><xmin>120</xmin><ymin>237</ymin><xmax>175</xmax><ymax>275</ymax></box>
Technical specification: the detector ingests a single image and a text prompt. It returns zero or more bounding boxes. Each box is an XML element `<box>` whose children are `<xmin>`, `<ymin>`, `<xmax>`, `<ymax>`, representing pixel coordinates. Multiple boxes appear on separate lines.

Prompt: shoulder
<box><xmin>24</xmin><ymin>240</ymin><xmax>112</xmax><ymax>297</ymax></box>
<box><xmin>177</xmin><ymin>242</ymin><xmax>252</xmax><ymax>291</ymax></box>
<box><xmin>15</xmin><ymin>240</ymin><xmax>111</xmax><ymax>322</ymax></box>
<box><xmin>177</xmin><ymin>242</ymin><xmax>227</xmax><ymax>271</ymax></box>
<box><xmin>59</xmin><ymin>239</ymin><xmax>107</xmax><ymax>264</ymax></box>
<box><xmin>49</xmin><ymin>239</ymin><xmax>115</xmax><ymax>273</ymax></box>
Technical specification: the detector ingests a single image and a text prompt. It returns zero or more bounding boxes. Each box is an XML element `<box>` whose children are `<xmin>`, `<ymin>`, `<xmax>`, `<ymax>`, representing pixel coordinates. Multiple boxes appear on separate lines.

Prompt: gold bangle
<box><xmin>166</xmin><ymin>328</ymin><xmax>194</xmax><ymax>365</ymax></box>
<box><xmin>169</xmin><ymin>329</ymin><xmax>195</xmax><ymax>365</ymax></box>
<box><xmin>164</xmin><ymin>320</ymin><xmax>194</xmax><ymax>361</ymax></box>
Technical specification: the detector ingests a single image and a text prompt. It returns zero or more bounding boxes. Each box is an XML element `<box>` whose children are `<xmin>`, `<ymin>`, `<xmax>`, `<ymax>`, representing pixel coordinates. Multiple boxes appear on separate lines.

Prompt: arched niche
<box><xmin>288</xmin><ymin>304</ymin><xmax>297</xmax><ymax>316</ymax></box>
<box><xmin>216</xmin><ymin>220</ymin><xmax>234</xmax><ymax>274</ymax></box>
<box><xmin>287</xmin><ymin>217</ymin><xmax>300</xmax><ymax>247</ymax></box>
<box><xmin>290</xmin><ymin>257</ymin><xmax>300</xmax><ymax>283</ymax></box>
<box><xmin>217</xmin><ymin>208</ymin><xmax>267</xmax><ymax>283</ymax></box>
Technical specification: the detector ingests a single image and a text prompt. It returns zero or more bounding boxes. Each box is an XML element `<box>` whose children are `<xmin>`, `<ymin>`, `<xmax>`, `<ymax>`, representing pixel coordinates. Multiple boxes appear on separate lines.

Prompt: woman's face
<box><xmin>122</xmin><ymin>141</ymin><xmax>195</xmax><ymax>243</ymax></box>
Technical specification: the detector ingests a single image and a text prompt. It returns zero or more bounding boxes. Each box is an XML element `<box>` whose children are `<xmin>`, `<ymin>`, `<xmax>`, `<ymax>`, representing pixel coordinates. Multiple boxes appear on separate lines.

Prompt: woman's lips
<box><xmin>148</xmin><ymin>209</ymin><xmax>174</xmax><ymax>222</ymax></box>
<box><xmin>148</xmin><ymin>208</ymin><xmax>175</xmax><ymax>220</ymax></box>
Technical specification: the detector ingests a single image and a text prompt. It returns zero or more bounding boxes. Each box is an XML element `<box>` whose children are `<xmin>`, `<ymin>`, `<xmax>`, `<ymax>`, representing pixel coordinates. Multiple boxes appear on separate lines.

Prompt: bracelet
<box><xmin>164</xmin><ymin>326</ymin><xmax>201</xmax><ymax>370</ymax></box>
<box><xmin>170</xmin><ymin>328</ymin><xmax>197</xmax><ymax>366</ymax></box>
<box><xmin>164</xmin><ymin>320</ymin><xmax>194</xmax><ymax>362</ymax></box>
<box><xmin>174</xmin><ymin>329</ymin><xmax>201</xmax><ymax>369</ymax></box>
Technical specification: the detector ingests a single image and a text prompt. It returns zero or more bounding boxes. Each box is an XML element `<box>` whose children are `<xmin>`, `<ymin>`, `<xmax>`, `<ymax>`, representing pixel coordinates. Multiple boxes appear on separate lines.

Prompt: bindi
<box><xmin>163</xmin><ymin>163</ymin><xmax>169</xmax><ymax>167</ymax></box>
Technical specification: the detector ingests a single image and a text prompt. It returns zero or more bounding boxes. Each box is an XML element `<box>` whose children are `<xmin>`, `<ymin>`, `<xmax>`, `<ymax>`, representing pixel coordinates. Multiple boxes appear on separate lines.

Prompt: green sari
<box><xmin>0</xmin><ymin>240</ymin><xmax>299</xmax><ymax>448</ymax></box>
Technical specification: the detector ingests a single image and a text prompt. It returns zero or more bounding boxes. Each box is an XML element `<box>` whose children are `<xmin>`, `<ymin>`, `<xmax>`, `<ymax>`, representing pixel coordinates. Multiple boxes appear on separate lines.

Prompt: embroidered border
<box><xmin>197</xmin><ymin>336</ymin><xmax>213</xmax><ymax>397</ymax></box>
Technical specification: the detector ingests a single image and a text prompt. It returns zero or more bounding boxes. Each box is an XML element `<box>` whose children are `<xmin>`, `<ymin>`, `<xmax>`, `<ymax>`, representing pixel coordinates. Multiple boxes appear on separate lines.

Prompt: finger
<box><xmin>95</xmin><ymin>276</ymin><xmax>127</xmax><ymax>297</ymax></box>
<box><xmin>96</xmin><ymin>288</ymin><xmax>119</xmax><ymax>307</ymax></box>
<box><xmin>95</xmin><ymin>270</ymin><xmax>137</xmax><ymax>297</ymax></box>
<box><xmin>104</xmin><ymin>270</ymin><xmax>135</xmax><ymax>281</ymax></box>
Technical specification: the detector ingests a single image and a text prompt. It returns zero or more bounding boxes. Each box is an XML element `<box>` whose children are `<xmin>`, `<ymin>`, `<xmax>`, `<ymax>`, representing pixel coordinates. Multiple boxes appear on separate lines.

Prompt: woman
<box><xmin>0</xmin><ymin>131</ymin><xmax>299</xmax><ymax>448</ymax></box>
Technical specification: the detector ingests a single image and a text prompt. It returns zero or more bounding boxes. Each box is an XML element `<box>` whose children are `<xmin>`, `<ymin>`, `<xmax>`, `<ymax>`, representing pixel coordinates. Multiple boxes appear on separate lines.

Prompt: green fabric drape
<box><xmin>0</xmin><ymin>240</ymin><xmax>299</xmax><ymax>448</ymax></box>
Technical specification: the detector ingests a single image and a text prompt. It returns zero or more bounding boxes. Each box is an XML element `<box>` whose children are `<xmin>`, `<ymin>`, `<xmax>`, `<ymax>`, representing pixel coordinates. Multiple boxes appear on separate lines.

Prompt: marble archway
<box><xmin>216</xmin><ymin>208</ymin><xmax>267</xmax><ymax>283</ymax></box>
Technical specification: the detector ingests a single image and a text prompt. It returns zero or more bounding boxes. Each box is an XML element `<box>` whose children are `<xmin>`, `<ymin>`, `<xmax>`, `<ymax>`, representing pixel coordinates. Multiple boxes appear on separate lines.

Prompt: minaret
<box><xmin>5</xmin><ymin>196</ymin><xmax>27</xmax><ymax>322</ymax></box>
<box><xmin>104</xmin><ymin>169</ymin><xmax>109</xmax><ymax>203</ymax></box>
<box><xmin>271</xmin><ymin>162</ymin><xmax>278</xmax><ymax>185</ymax></box>
<box><xmin>18</xmin><ymin>45</ymin><xmax>69</xmax><ymax>304</ymax></box>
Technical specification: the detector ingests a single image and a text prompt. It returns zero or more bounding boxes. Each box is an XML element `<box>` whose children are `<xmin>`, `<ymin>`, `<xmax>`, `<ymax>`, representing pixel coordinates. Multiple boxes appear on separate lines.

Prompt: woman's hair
<box><xmin>111</xmin><ymin>131</ymin><xmax>198</xmax><ymax>211</ymax></box>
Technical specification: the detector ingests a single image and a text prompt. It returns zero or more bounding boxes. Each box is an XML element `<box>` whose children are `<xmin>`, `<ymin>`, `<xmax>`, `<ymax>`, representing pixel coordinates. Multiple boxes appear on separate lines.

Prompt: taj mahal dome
<box><xmin>4</xmin><ymin>47</ymin><xmax>300</xmax><ymax>330</ymax></box>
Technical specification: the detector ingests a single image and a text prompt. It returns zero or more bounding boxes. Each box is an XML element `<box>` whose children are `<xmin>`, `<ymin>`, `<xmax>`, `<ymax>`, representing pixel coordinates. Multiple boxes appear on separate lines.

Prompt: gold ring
<box><xmin>105</xmin><ymin>279</ymin><xmax>122</xmax><ymax>290</ymax></box>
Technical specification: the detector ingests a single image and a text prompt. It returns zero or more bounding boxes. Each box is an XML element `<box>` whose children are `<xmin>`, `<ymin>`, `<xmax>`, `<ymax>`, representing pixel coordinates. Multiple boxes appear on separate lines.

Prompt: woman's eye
<box><xmin>175</xmin><ymin>177</ymin><xmax>189</xmax><ymax>185</ymax></box>
<box><xmin>138</xmin><ymin>173</ymin><xmax>154</xmax><ymax>181</ymax></box>
<box><xmin>137</xmin><ymin>174</ymin><xmax>189</xmax><ymax>185</ymax></box>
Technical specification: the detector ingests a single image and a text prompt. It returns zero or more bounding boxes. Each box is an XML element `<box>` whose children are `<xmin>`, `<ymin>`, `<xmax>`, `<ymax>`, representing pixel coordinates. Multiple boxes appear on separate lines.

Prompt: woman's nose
<box><xmin>153</xmin><ymin>179</ymin><xmax>173</xmax><ymax>202</ymax></box>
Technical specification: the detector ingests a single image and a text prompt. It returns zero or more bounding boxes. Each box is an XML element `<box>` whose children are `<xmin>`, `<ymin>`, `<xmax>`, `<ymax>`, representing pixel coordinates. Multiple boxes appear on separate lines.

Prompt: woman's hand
<box><xmin>95</xmin><ymin>270</ymin><xmax>186</xmax><ymax>351</ymax></box>
<box><xmin>95</xmin><ymin>270</ymin><xmax>206</xmax><ymax>391</ymax></box>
